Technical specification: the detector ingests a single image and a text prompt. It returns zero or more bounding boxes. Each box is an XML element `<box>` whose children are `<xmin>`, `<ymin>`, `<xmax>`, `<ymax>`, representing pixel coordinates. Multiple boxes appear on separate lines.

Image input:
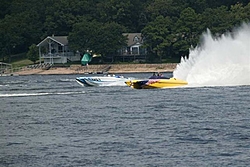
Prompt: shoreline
<box><xmin>13</xmin><ymin>63</ymin><xmax>178</xmax><ymax>76</ymax></box>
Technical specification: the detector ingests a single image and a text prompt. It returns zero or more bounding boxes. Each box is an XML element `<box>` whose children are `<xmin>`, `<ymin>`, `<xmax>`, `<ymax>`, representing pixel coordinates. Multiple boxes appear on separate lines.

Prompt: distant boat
<box><xmin>76</xmin><ymin>75</ymin><xmax>133</xmax><ymax>87</ymax></box>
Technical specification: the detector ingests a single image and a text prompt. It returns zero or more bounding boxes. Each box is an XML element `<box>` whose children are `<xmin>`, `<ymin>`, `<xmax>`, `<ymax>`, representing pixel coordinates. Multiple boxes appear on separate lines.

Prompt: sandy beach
<box><xmin>13</xmin><ymin>63</ymin><xmax>178</xmax><ymax>75</ymax></box>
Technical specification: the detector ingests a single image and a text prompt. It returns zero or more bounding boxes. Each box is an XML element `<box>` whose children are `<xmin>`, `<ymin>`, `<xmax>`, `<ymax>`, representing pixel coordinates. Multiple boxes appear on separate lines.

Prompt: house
<box><xmin>37</xmin><ymin>35</ymin><xmax>80</xmax><ymax>64</ymax></box>
<box><xmin>121</xmin><ymin>33</ymin><xmax>146</xmax><ymax>55</ymax></box>
<box><xmin>117</xmin><ymin>33</ymin><xmax>147</xmax><ymax>62</ymax></box>
<box><xmin>37</xmin><ymin>33</ymin><xmax>146</xmax><ymax>64</ymax></box>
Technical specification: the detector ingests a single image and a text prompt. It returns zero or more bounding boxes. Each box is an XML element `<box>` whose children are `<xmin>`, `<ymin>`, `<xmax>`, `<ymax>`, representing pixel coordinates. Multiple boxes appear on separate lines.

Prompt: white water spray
<box><xmin>173</xmin><ymin>22</ymin><xmax>250</xmax><ymax>87</ymax></box>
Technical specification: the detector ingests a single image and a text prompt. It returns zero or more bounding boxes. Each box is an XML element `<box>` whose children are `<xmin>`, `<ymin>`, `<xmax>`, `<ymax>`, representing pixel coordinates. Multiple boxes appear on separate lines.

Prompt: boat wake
<box><xmin>173</xmin><ymin>22</ymin><xmax>250</xmax><ymax>87</ymax></box>
<box><xmin>0</xmin><ymin>91</ymin><xmax>85</xmax><ymax>97</ymax></box>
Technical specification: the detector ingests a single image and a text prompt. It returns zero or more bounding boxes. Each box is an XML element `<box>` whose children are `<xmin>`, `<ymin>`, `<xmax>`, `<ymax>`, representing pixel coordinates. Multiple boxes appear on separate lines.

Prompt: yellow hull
<box><xmin>125</xmin><ymin>78</ymin><xmax>188</xmax><ymax>89</ymax></box>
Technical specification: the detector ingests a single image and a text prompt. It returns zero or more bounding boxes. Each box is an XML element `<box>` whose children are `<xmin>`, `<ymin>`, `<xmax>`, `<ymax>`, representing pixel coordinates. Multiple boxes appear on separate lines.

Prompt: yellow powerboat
<box><xmin>125</xmin><ymin>77</ymin><xmax>188</xmax><ymax>89</ymax></box>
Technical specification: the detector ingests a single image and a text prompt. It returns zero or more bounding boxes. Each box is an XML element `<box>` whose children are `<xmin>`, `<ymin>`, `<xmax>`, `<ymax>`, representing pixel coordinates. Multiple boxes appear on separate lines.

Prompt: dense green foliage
<box><xmin>0</xmin><ymin>0</ymin><xmax>249</xmax><ymax>63</ymax></box>
<box><xmin>68</xmin><ymin>20</ymin><xmax>127</xmax><ymax>61</ymax></box>
<box><xmin>27</xmin><ymin>44</ymin><xmax>39</xmax><ymax>64</ymax></box>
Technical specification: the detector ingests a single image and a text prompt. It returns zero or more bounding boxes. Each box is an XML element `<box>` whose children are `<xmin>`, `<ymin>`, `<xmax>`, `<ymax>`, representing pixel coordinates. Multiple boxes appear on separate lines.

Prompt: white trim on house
<box><xmin>37</xmin><ymin>36</ymin><xmax>80</xmax><ymax>64</ymax></box>
<box><xmin>119</xmin><ymin>33</ymin><xmax>147</xmax><ymax>56</ymax></box>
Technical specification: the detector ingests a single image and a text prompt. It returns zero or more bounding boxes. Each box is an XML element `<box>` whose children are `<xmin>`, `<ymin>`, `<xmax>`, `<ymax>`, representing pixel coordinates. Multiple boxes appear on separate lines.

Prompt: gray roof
<box><xmin>37</xmin><ymin>34</ymin><xmax>142</xmax><ymax>47</ymax></box>
<box><xmin>123</xmin><ymin>33</ymin><xmax>143</xmax><ymax>47</ymax></box>
<box><xmin>37</xmin><ymin>36</ymin><xmax>68</xmax><ymax>47</ymax></box>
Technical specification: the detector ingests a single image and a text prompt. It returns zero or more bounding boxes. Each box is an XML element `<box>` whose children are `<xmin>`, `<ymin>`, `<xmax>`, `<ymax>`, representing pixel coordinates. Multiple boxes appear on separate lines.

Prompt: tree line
<box><xmin>0</xmin><ymin>0</ymin><xmax>249</xmax><ymax>63</ymax></box>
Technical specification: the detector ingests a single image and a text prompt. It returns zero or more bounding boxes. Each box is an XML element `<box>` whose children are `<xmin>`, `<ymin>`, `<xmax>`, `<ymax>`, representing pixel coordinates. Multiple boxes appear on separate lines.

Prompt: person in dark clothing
<box><xmin>149</xmin><ymin>72</ymin><xmax>170</xmax><ymax>79</ymax></box>
<box><xmin>149</xmin><ymin>72</ymin><xmax>158</xmax><ymax>79</ymax></box>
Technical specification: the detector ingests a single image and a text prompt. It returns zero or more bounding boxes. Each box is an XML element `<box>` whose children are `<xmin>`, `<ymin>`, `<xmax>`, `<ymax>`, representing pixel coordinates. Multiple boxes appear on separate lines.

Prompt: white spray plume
<box><xmin>173</xmin><ymin>22</ymin><xmax>250</xmax><ymax>86</ymax></box>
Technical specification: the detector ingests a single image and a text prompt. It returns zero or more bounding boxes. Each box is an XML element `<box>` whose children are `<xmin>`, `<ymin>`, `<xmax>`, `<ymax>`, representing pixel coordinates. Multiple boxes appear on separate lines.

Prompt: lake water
<box><xmin>1</xmin><ymin>73</ymin><xmax>250</xmax><ymax>167</ymax></box>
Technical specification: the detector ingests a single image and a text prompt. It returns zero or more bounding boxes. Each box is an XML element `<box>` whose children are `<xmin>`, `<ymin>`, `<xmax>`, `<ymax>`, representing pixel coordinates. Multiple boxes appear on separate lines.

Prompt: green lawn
<box><xmin>11</xmin><ymin>59</ymin><xmax>34</xmax><ymax>68</ymax></box>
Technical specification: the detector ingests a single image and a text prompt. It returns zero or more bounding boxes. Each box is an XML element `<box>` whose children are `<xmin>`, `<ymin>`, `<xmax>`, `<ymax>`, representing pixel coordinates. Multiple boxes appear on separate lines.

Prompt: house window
<box><xmin>131</xmin><ymin>47</ymin><xmax>139</xmax><ymax>55</ymax></box>
<box><xmin>58</xmin><ymin>45</ymin><xmax>63</xmax><ymax>52</ymax></box>
<box><xmin>134</xmin><ymin>36</ymin><xmax>139</xmax><ymax>43</ymax></box>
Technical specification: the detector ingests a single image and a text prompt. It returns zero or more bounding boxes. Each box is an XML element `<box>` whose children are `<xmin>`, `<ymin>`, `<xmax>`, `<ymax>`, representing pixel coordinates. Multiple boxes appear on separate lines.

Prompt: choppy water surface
<box><xmin>1</xmin><ymin>74</ymin><xmax>250</xmax><ymax>167</ymax></box>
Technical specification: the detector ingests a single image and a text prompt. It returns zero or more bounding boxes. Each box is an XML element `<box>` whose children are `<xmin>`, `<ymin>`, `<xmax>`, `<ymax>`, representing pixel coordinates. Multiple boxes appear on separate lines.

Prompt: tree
<box><xmin>201</xmin><ymin>6</ymin><xmax>232</xmax><ymax>35</ymax></box>
<box><xmin>68</xmin><ymin>19</ymin><xmax>102</xmax><ymax>53</ymax></box>
<box><xmin>0</xmin><ymin>8</ymin><xmax>44</xmax><ymax>58</ymax></box>
<box><xmin>27</xmin><ymin>44</ymin><xmax>39</xmax><ymax>64</ymax></box>
<box><xmin>145</xmin><ymin>0</ymin><xmax>188</xmax><ymax>21</ymax></box>
<box><xmin>68</xmin><ymin>20</ymin><xmax>127</xmax><ymax>62</ymax></box>
<box><xmin>43</xmin><ymin>0</ymin><xmax>99</xmax><ymax>36</ymax></box>
<box><xmin>243</xmin><ymin>2</ymin><xmax>250</xmax><ymax>21</ymax></box>
<box><xmin>230</xmin><ymin>2</ymin><xmax>250</xmax><ymax>26</ymax></box>
<box><xmin>172</xmin><ymin>7</ymin><xmax>202</xmax><ymax>58</ymax></box>
<box><xmin>95</xmin><ymin>22</ymin><xmax>127</xmax><ymax>61</ymax></box>
<box><xmin>1</xmin><ymin>0</ymin><xmax>250</xmax><ymax>64</ymax></box>
<box><xmin>0</xmin><ymin>0</ymin><xmax>13</xmax><ymax>19</ymax></box>
<box><xmin>186</xmin><ymin>0</ymin><xmax>208</xmax><ymax>13</ymax></box>
<box><xmin>0</xmin><ymin>15</ymin><xmax>23</xmax><ymax>62</ymax></box>
<box><xmin>142</xmin><ymin>15</ymin><xmax>173</xmax><ymax>62</ymax></box>
<box><xmin>96</xmin><ymin>0</ymin><xmax>143</xmax><ymax>32</ymax></box>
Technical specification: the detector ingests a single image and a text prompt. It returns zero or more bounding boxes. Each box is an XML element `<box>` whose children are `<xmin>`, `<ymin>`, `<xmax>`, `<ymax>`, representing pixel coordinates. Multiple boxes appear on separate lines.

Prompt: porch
<box><xmin>37</xmin><ymin>35</ymin><xmax>81</xmax><ymax>64</ymax></box>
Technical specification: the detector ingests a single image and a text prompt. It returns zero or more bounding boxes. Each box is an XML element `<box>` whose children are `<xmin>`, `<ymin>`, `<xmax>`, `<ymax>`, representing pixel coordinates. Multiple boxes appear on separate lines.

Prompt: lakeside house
<box><xmin>37</xmin><ymin>33</ymin><xmax>147</xmax><ymax>64</ymax></box>
<box><xmin>36</xmin><ymin>35</ymin><xmax>80</xmax><ymax>64</ymax></box>
<box><xmin>122</xmin><ymin>33</ymin><xmax>146</xmax><ymax>55</ymax></box>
